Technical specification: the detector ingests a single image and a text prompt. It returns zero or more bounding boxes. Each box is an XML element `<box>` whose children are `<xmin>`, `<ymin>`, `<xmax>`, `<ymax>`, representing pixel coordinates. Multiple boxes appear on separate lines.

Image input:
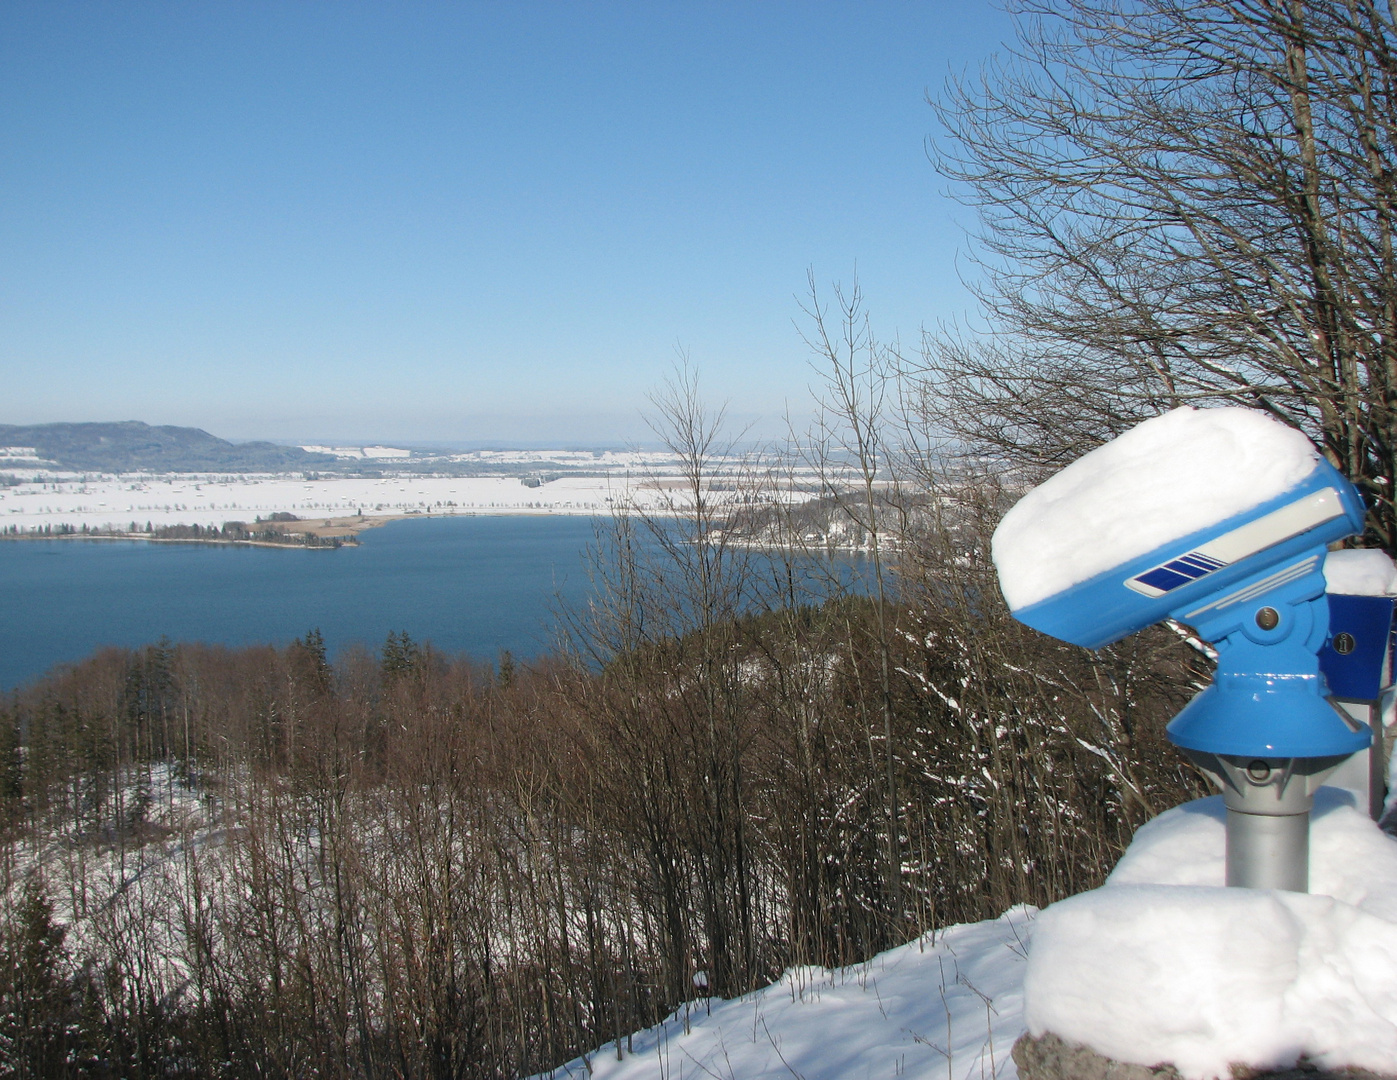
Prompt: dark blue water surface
<box><xmin>0</xmin><ymin>515</ymin><xmax>604</xmax><ymax>692</ymax></box>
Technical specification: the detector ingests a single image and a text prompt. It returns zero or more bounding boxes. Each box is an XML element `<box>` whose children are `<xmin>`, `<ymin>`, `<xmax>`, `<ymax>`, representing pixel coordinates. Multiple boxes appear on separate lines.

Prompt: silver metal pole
<box><xmin>1327</xmin><ymin>700</ymin><xmax>1386</xmax><ymax>820</ymax></box>
<box><xmin>1224</xmin><ymin>807</ymin><xmax>1309</xmax><ymax>891</ymax></box>
<box><xmin>1186</xmin><ymin>752</ymin><xmax>1351</xmax><ymax>893</ymax></box>
<box><xmin>1220</xmin><ymin>758</ymin><xmax>1312</xmax><ymax>891</ymax></box>
<box><xmin>1368</xmin><ymin>699</ymin><xmax>1388</xmax><ymax>822</ymax></box>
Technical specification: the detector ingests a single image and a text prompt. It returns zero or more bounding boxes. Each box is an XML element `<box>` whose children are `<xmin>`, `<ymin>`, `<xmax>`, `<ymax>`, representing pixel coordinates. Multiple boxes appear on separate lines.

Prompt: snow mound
<box><xmin>1025</xmin><ymin>789</ymin><xmax>1397</xmax><ymax>1078</ymax></box>
<box><xmin>1325</xmin><ymin>548</ymin><xmax>1397</xmax><ymax>597</ymax></box>
<box><xmin>531</xmin><ymin>908</ymin><xmax>1035</xmax><ymax>1080</ymax></box>
<box><xmin>993</xmin><ymin>407</ymin><xmax>1319</xmax><ymax>611</ymax></box>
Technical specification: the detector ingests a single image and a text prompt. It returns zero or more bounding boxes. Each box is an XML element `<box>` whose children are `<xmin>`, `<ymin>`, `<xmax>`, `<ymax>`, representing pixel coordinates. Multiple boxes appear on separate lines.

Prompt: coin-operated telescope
<box><xmin>994</xmin><ymin>407</ymin><xmax>1372</xmax><ymax>892</ymax></box>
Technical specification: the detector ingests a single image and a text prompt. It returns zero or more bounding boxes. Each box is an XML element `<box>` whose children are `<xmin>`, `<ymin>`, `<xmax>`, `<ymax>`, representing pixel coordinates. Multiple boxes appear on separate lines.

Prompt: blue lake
<box><xmin>0</xmin><ymin>515</ymin><xmax>607</xmax><ymax>692</ymax></box>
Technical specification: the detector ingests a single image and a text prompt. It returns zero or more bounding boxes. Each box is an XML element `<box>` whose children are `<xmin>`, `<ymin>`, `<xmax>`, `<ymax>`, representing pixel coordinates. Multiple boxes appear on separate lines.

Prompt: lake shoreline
<box><xmin>0</xmin><ymin>532</ymin><xmax>357</xmax><ymax>549</ymax></box>
<box><xmin>0</xmin><ymin>513</ymin><xmax>430</xmax><ymax>548</ymax></box>
<box><xmin>0</xmin><ymin>508</ymin><xmax>630</xmax><ymax>548</ymax></box>
<box><xmin>0</xmin><ymin>514</ymin><xmax>607</xmax><ymax>692</ymax></box>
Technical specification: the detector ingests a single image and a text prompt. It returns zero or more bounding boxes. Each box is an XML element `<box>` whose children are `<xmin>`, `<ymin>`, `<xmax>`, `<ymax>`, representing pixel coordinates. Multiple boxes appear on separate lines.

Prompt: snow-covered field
<box><xmin>0</xmin><ymin>472</ymin><xmax>678</xmax><ymax>533</ymax></box>
<box><xmin>0</xmin><ymin>444</ymin><xmax>800</xmax><ymax>535</ymax></box>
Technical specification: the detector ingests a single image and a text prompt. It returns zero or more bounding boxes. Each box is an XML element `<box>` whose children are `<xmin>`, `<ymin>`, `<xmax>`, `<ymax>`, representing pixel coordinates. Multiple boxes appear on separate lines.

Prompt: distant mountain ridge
<box><xmin>0</xmin><ymin>421</ymin><xmax>339</xmax><ymax>473</ymax></box>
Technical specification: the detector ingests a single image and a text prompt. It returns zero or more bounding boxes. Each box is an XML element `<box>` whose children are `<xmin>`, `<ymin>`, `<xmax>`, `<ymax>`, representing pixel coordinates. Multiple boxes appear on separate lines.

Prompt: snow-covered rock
<box><xmin>1024</xmin><ymin>789</ymin><xmax>1397</xmax><ymax>1078</ymax></box>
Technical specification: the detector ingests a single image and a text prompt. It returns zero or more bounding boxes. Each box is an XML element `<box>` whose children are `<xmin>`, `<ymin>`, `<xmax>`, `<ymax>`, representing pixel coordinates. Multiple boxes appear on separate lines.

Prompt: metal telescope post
<box><xmin>1174</xmin><ymin>584</ymin><xmax>1396</xmax><ymax>892</ymax></box>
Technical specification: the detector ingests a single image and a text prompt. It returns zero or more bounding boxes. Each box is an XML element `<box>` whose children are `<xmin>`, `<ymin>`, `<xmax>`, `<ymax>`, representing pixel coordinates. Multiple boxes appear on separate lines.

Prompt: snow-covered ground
<box><xmin>447</xmin><ymin>449</ymin><xmax>701</xmax><ymax>469</ymax></box>
<box><xmin>297</xmin><ymin>447</ymin><xmax>691</xmax><ymax>468</ymax></box>
<box><xmin>299</xmin><ymin>444</ymin><xmax>414</xmax><ymax>459</ymax></box>
<box><xmin>27</xmin><ymin>764</ymin><xmax>1035</xmax><ymax>1079</ymax></box>
<box><xmin>22</xmin><ymin>762</ymin><xmax>1397</xmax><ymax>1078</ymax></box>
<box><xmin>1027</xmin><ymin>788</ymin><xmax>1397</xmax><ymax>1078</ymax></box>
<box><xmin>0</xmin><ymin>472</ymin><xmax>680</xmax><ymax>533</ymax></box>
<box><xmin>0</xmin><ymin>446</ymin><xmax>798</xmax><ymax>535</ymax></box>
<box><xmin>537</xmin><ymin>787</ymin><xmax>1397</xmax><ymax>1080</ymax></box>
<box><xmin>533</xmin><ymin>907</ymin><xmax>1035</xmax><ymax>1080</ymax></box>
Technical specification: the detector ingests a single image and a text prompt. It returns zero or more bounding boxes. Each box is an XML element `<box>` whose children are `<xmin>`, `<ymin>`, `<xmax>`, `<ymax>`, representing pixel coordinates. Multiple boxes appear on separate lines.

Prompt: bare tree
<box><xmin>796</xmin><ymin>275</ymin><xmax>909</xmax><ymax>935</ymax></box>
<box><xmin>924</xmin><ymin>0</ymin><xmax>1397</xmax><ymax>549</ymax></box>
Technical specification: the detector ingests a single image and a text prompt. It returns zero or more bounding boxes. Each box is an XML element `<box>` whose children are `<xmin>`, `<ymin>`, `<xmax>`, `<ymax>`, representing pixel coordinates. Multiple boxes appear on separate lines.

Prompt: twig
<box><xmin>761</xmin><ymin>1016</ymin><xmax>808</xmax><ymax>1080</ymax></box>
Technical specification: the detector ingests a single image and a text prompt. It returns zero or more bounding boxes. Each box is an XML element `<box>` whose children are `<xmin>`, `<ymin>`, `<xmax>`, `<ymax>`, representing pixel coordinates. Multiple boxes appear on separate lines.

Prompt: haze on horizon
<box><xmin>1</xmin><ymin>2</ymin><xmax>1013</xmax><ymax>446</ymax></box>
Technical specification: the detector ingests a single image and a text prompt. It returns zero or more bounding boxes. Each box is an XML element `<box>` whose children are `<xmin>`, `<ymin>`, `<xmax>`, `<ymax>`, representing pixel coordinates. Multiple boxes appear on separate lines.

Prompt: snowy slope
<box><xmin>537</xmin><ymin>788</ymin><xmax>1397</xmax><ymax>1080</ymax></box>
<box><xmin>532</xmin><ymin>907</ymin><xmax>1036</xmax><ymax>1080</ymax></box>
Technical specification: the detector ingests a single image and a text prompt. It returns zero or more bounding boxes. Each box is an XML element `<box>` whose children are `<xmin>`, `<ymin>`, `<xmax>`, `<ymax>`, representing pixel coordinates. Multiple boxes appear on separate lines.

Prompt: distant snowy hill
<box><xmin>0</xmin><ymin>421</ymin><xmax>338</xmax><ymax>473</ymax></box>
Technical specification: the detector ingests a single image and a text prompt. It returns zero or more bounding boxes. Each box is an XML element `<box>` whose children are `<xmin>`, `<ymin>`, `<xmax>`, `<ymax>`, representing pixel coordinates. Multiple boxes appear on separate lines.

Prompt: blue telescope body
<box><xmin>1010</xmin><ymin>457</ymin><xmax>1371</xmax><ymax>759</ymax></box>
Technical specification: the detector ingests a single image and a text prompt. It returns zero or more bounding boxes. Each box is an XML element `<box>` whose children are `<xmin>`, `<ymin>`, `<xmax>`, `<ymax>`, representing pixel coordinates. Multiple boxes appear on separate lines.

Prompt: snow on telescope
<box><xmin>993</xmin><ymin>407</ymin><xmax>1366</xmax><ymax>653</ymax></box>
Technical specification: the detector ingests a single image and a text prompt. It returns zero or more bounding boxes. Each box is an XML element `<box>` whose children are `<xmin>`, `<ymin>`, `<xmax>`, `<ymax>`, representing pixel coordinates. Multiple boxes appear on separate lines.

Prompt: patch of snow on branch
<box><xmin>993</xmin><ymin>407</ymin><xmax>1319</xmax><ymax>611</ymax></box>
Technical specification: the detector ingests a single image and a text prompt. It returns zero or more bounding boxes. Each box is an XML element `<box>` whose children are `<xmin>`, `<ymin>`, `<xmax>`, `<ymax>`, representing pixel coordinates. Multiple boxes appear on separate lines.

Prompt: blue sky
<box><xmin>1</xmin><ymin>2</ymin><xmax>1014</xmax><ymax>446</ymax></box>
